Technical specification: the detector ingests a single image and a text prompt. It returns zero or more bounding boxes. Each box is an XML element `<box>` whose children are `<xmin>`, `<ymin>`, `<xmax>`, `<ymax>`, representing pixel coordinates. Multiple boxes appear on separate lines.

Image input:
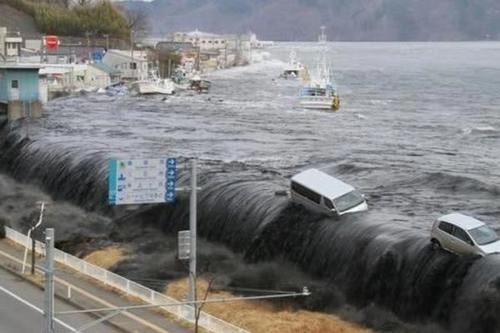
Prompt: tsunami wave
<box><xmin>1</xmin><ymin>120</ymin><xmax>500</xmax><ymax>333</ymax></box>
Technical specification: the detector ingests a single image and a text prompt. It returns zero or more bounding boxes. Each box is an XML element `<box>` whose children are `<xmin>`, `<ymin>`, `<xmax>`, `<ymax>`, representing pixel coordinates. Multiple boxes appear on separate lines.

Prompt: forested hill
<box><xmin>122</xmin><ymin>0</ymin><xmax>500</xmax><ymax>41</ymax></box>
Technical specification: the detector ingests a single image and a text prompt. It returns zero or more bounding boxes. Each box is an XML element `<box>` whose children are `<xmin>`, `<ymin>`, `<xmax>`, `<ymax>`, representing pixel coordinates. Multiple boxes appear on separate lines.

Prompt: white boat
<box><xmin>299</xmin><ymin>27</ymin><xmax>340</xmax><ymax>111</ymax></box>
<box><xmin>281</xmin><ymin>50</ymin><xmax>309</xmax><ymax>80</ymax></box>
<box><xmin>130</xmin><ymin>70</ymin><xmax>175</xmax><ymax>96</ymax></box>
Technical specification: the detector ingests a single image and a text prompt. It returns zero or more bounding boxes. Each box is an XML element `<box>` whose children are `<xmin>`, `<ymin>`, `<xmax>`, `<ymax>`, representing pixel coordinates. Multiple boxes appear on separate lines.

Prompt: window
<box><xmin>130</xmin><ymin>62</ymin><xmax>137</xmax><ymax>70</ymax></box>
<box><xmin>291</xmin><ymin>181</ymin><xmax>321</xmax><ymax>204</ymax></box>
<box><xmin>438</xmin><ymin>221</ymin><xmax>453</xmax><ymax>234</ymax></box>
<box><xmin>453</xmin><ymin>227</ymin><xmax>474</xmax><ymax>246</ymax></box>
<box><xmin>469</xmin><ymin>225</ymin><xmax>499</xmax><ymax>245</ymax></box>
<box><xmin>334</xmin><ymin>191</ymin><xmax>365</xmax><ymax>213</ymax></box>
<box><xmin>11</xmin><ymin>80</ymin><xmax>18</xmax><ymax>89</ymax></box>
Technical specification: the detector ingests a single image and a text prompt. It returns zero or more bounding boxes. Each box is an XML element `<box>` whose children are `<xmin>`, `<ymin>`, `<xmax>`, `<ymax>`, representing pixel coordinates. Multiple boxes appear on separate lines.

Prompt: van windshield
<box><xmin>334</xmin><ymin>190</ymin><xmax>365</xmax><ymax>213</ymax></box>
<box><xmin>469</xmin><ymin>225</ymin><xmax>499</xmax><ymax>245</ymax></box>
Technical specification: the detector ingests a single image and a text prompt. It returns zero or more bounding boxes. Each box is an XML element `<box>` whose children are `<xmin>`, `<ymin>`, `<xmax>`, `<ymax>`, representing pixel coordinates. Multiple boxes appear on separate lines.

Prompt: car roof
<box><xmin>291</xmin><ymin>168</ymin><xmax>355</xmax><ymax>200</ymax></box>
<box><xmin>438</xmin><ymin>213</ymin><xmax>485</xmax><ymax>230</ymax></box>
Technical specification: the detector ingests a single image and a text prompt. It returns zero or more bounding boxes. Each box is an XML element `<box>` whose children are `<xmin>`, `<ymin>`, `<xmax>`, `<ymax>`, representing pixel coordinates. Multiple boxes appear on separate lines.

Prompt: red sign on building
<box><xmin>44</xmin><ymin>36</ymin><xmax>60</xmax><ymax>49</ymax></box>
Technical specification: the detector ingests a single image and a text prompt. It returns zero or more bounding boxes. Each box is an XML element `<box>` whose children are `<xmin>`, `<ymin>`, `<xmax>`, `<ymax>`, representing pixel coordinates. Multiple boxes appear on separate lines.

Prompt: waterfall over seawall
<box><xmin>2</xmin><ymin>121</ymin><xmax>500</xmax><ymax>333</ymax></box>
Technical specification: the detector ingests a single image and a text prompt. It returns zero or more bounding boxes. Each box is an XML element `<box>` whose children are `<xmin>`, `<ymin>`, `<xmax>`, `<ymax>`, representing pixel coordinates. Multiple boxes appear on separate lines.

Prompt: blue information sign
<box><xmin>108</xmin><ymin>158</ymin><xmax>176</xmax><ymax>206</ymax></box>
<box><xmin>165</xmin><ymin>158</ymin><xmax>176</xmax><ymax>203</ymax></box>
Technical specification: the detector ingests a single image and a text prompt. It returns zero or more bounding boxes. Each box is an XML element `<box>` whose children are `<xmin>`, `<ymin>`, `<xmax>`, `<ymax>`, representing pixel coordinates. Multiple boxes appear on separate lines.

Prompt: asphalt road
<box><xmin>0</xmin><ymin>266</ymin><xmax>122</xmax><ymax>333</ymax></box>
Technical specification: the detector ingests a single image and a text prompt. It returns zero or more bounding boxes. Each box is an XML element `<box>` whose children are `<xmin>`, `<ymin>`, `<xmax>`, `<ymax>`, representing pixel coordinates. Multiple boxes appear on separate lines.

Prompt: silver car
<box><xmin>431</xmin><ymin>213</ymin><xmax>500</xmax><ymax>256</ymax></box>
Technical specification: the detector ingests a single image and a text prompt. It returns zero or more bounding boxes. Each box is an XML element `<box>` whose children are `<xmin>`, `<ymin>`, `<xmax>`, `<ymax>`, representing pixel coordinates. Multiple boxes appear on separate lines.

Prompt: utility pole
<box><xmin>85</xmin><ymin>31</ymin><xmax>91</xmax><ymax>61</ymax></box>
<box><xmin>22</xmin><ymin>201</ymin><xmax>47</xmax><ymax>274</ymax></box>
<box><xmin>44</xmin><ymin>228</ymin><xmax>55</xmax><ymax>333</ymax></box>
<box><xmin>103</xmin><ymin>34</ymin><xmax>109</xmax><ymax>51</ymax></box>
<box><xmin>188</xmin><ymin>159</ymin><xmax>197</xmax><ymax>320</ymax></box>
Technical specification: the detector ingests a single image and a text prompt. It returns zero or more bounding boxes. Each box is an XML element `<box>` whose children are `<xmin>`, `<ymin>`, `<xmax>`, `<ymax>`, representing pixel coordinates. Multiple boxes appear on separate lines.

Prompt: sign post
<box><xmin>108</xmin><ymin>157</ymin><xmax>199</xmax><ymax>319</ymax></box>
<box><xmin>44</xmin><ymin>228</ymin><xmax>55</xmax><ymax>333</ymax></box>
<box><xmin>188</xmin><ymin>159</ymin><xmax>197</xmax><ymax>320</ymax></box>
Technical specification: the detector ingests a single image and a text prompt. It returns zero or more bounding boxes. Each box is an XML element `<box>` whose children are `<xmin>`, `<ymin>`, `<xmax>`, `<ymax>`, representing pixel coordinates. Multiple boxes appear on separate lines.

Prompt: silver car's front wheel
<box><xmin>431</xmin><ymin>239</ymin><xmax>441</xmax><ymax>251</ymax></box>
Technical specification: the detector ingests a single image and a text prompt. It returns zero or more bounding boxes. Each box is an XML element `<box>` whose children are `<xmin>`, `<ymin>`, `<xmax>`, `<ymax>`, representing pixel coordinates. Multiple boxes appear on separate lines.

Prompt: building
<box><xmin>0</xmin><ymin>64</ymin><xmax>43</xmax><ymax>121</ymax></box>
<box><xmin>0</xmin><ymin>27</ymin><xmax>6</xmax><ymax>60</ymax></box>
<box><xmin>172</xmin><ymin>30</ymin><xmax>227</xmax><ymax>51</ymax></box>
<box><xmin>5</xmin><ymin>35</ymin><xmax>22</xmax><ymax>58</ymax></box>
<box><xmin>103</xmin><ymin>49</ymin><xmax>151</xmax><ymax>81</ymax></box>
<box><xmin>87</xmin><ymin>62</ymin><xmax>121</xmax><ymax>87</ymax></box>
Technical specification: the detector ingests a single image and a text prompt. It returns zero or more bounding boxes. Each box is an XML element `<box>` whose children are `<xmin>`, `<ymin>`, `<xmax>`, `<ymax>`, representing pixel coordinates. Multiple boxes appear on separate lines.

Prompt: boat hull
<box><xmin>131</xmin><ymin>80</ymin><xmax>175</xmax><ymax>95</ymax></box>
<box><xmin>300</xmin><ymin>97</ymin><xmax>340</xmax><ymax>110</ymax></box>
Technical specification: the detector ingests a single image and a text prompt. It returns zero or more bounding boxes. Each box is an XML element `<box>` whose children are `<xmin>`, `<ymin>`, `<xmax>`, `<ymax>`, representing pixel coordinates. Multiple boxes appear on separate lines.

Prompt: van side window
<box><xmin>324</xmin><ymin>198</ymin><xmax>334</xmax><ymax>209</ymax></box>
<box><xmin>453</xmin><ymin>227</ymin><xmax>474</xmax><ymax>246</ymax></box>
<box><xmin>438</xmin><ymin>221</ymin><xmax>453</xmax><ymax>234</ymax></box>
<box><xmin>291</xmin><ymin>181</ymin><xmax>321</xmax><ymax>204</ymax></box>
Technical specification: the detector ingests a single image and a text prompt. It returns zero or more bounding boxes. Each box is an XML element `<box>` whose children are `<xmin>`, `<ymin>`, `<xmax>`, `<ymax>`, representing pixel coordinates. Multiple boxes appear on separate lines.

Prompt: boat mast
<box><xmin>318</xmin><ymin>26</ymin><xmax>330</xmax><ymax>84</ymax></box>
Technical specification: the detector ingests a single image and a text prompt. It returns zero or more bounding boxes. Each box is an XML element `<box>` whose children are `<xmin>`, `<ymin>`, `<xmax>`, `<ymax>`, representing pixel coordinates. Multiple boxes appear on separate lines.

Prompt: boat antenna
<box><xmin>317</xmin><ymin>26</ymin><xmax>329</xmax><ymax>84</ymax></box>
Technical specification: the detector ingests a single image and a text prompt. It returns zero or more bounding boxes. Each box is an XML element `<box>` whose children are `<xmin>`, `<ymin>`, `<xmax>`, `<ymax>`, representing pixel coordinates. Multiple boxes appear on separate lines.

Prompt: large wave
<box><xmin>2</xmin><ymin>120</ymin><xmax>500</xmax><ymax>332</ymax></box>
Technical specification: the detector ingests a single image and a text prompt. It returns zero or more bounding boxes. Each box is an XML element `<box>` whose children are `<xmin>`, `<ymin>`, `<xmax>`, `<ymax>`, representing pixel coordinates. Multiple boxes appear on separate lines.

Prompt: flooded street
<box><xmin>2</xmin><ymin>42</ymin><xmax>500</xmax><ymax>332</ymax></box>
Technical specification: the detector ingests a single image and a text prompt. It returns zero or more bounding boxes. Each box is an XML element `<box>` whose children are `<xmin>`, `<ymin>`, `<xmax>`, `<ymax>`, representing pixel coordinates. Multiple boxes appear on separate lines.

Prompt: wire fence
<box><xmin>4</xmin><ymin>226</ymin><xmax>249</xmax><ymax>333</ymax></box>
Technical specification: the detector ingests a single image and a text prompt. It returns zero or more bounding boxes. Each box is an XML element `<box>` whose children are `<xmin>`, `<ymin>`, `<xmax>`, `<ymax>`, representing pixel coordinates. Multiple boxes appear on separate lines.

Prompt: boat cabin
<box><xmin>301</xmin><ymin>85</ymin><xmax>336</xmax><ymax>97</ymax></box>
<box><xmin>290</xmin><ymin>168</ymin><xmax>368</xmax><ymax>216</ymax></box>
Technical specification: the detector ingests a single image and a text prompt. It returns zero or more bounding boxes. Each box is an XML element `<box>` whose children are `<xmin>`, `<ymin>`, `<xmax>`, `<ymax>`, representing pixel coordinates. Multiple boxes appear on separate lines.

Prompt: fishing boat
<box><xmin>130</xmin><ymin>70</ymin><xmax>175</xmax><ymax>96</ymax></box>
<box><xmin>280</xmin><ymin>49</ymin><xmax>309</xmax><ymax>80</ymax></box>
<box><xmin>299</xmin><ymin>27</ymin><xmax>340</xmax><ymax>111</ymax></box>
<box><xmin>189</xmin><ymin>74</ymin><xmax>211</xmax><ymax>93</ymax></box>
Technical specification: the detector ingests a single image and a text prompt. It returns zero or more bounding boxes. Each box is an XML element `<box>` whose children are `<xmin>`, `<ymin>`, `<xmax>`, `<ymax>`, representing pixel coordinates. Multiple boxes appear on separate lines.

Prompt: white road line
<box><xmin>0</xmin><ymin>285</ymin><xmax>78</xmax><ymax>332</ymax></box>
<box><xmin>0</xmin><ymin>249</ymin><xmax>172</xmax><ymax>333</ymax></box>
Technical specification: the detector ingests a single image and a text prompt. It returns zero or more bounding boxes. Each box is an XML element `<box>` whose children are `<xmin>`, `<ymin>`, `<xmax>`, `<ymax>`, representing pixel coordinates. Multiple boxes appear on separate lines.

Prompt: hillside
<box><xmin>0</xmin><ymin>3</ymin><xmax>39</xmax><ymax>35</ymax></box>
<box><xmin>122</xmin><ymin>0</ymin><xmax>500</xmax><ymax>41</ymax></box>
<box><xmin>0</xmin><ymin>1</ymin><xmax>129</xmax><ymax>38</ymax></box>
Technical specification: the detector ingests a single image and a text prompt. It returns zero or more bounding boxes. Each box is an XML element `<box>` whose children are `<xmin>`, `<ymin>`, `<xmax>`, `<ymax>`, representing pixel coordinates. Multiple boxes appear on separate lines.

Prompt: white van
<box><xmin>290</xmin><ymin>168</ymin><xmax>368</xmax><ymax>216</ymax></box>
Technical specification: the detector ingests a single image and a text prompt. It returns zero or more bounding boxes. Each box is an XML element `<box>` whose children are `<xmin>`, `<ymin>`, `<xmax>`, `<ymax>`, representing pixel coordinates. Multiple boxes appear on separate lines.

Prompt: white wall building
<box><xmin>172</xmin><ymin>30</ymin><xmax>227</xmax><ymax>51</ymax></box>
<box><xmin>103</xmin><ymin>49</ymin><xmax>150</xmax><ymax>81</ymax></box>
<box><xmin>5</xmin><ymin>36</ymin><xmax>22</xmax><ymax>57</ymax></box>
<box><xmin>0</xmin><ymin>27</ymin><xmax>6</xmax><ymax>60</ymax></box>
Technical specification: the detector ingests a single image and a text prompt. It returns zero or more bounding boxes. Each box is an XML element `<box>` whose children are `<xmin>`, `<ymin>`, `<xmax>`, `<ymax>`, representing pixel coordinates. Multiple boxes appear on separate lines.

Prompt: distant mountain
<box><xmin>120</xmin><ymin>0</ymin><xmax>500</xmax><ymax>41</ymax></box>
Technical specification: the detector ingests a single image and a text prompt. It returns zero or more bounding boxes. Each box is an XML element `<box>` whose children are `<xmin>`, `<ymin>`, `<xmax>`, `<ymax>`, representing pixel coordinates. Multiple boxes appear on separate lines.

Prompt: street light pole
<box><xmin>188</xmin><ymin>159</ymin><xmax>197</xmax><ymax>320</ymax></box>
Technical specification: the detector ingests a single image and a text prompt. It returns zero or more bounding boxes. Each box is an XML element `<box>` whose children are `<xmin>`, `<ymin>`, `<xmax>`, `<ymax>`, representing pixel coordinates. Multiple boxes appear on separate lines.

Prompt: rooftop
<box><xmin>0</xmin><ymin>64</ymin><xmax>40</xmax><ymax>70</ymax></box>
<box><xmin>291</xmin><ymin>168</ymin><xmax>355</xmax><ymax>199</ymax></box>
<box><xmin>91</xmin><ymin>62</ymin><xmax>121</xmax><ymax>75</ymax></box>
<box><xmin>438</xmin><ymin>213</ymin><xmax>485</xmax><ymax>230</ymax></box>
<box><xmin>105</xmin><ymin>49</ymin><xmax>149</xmax><ymax>61</ymax></box>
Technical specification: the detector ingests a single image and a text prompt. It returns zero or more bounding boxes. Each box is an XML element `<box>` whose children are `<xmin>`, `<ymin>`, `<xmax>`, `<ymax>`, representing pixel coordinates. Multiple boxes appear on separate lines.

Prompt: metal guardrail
<box><xmin>4</xmin><ymin>226</ymin><xmax>249</xmax><ymax>333</ymax></box>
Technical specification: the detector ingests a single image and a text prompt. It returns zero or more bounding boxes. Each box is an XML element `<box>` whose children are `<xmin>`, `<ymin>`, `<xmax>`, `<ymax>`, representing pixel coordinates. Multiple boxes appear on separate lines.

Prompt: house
<box><xmin>103</xmin><ymin>49</ymin><xmax>150</xmax><ymax>81</ymax></box>
<box><xmin>87</xmin><ymin>62</ymin><xmax>121</xmax><ymax>87</ymax></box>
<box><xmin>0</xmin><ymin>28</ymin><xmax>23</xmax><ymax>60</ymax></box>
<box><xmin>0</xmin><ymin>64</ymin><xmax>43</xmax><ymax>121</ymax></box>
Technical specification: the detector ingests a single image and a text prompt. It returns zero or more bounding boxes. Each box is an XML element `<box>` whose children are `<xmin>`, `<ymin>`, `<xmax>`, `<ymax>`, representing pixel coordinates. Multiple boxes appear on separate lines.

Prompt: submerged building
<box><xmin>0</xmin><ymin>64</ymin><xmax>43</xmax><ymax>121</ymax></box>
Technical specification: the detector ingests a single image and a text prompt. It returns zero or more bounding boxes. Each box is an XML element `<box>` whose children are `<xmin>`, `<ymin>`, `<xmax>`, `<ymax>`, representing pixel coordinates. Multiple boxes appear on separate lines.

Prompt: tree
<box><xmin>117</xmin><ymin>6</ymin><xmax>150</xmax><ymax>33</ymax></box>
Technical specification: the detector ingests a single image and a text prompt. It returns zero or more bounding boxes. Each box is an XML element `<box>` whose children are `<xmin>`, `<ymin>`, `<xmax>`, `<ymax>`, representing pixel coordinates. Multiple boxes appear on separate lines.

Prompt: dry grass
<box><xmin>166</xmin><ymin>279</ymin><xmax>372</xmax><ymax>333</ymax></box>
<box><xmin>83</xmin><ymin>246</ymin><xmax>126</xmax><ymax>269</ymax></box>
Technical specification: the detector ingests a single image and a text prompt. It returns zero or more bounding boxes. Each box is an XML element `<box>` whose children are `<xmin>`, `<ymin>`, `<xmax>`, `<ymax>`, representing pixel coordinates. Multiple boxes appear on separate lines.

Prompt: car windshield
<box><xmin>469</xmin><ymin>225</ymin><xmax>499</xmax><ymax>245</ymax></box>
<box><xmin>334</xmin><ymin>190</ymin><xmax>365</xmax><ymax>213</ymax></box>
